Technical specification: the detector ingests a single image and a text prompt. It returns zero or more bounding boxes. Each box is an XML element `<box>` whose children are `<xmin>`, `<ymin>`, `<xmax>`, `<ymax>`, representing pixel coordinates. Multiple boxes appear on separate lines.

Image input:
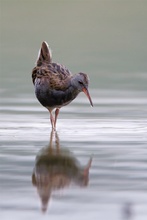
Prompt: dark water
<box><xmin>1</xmin><ymin>1</ymin><xmax>147</xmax><ymax>220</ymax></box>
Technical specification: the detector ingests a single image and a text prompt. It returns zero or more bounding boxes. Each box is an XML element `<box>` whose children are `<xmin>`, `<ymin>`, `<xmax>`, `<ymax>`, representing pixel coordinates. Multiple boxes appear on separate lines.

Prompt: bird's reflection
<box><xmin>32</xmin><ymin>131</ymin><xmax>92</xmax><ymax>212</ymax></box>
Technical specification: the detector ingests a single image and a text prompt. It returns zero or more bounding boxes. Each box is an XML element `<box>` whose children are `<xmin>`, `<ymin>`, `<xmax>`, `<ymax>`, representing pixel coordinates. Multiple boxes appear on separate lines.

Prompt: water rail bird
<box><xmin>32</xmin><ymin>41</ymin><xmax>93</xmax><ymax>129</ymax></box>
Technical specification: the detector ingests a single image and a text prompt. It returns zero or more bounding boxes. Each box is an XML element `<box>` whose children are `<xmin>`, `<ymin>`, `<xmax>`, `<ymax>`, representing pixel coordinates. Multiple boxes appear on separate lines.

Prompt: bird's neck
<box><xmin>70</xmin><ymin>74</ymin><xmax>79</xmax><ymax>89</ymax></box>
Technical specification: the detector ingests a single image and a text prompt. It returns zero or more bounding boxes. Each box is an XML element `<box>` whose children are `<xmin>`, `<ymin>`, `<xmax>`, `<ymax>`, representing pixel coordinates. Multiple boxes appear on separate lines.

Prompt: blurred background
<box><xmin>1</xmin><ymin>0</ymin><xmax>147</xmax><ymax>94</ymax></box>
<box><xmin>0</xmin><ymin>1</ymin><xmax>147</xmax><ymax>220</ymax></box>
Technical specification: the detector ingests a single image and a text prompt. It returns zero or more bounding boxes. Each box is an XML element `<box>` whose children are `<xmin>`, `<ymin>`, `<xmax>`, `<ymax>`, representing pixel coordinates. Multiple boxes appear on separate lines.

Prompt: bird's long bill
<box><xmin>82</xmin><ymin>88</ymin><xmax>93</xmax><ymax>107</ymax></box>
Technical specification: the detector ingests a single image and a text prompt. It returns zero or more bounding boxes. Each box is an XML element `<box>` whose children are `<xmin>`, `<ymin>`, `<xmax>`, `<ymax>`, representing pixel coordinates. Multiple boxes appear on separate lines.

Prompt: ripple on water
<box><xmin>1</xmin><ymin>90</ymin><xmax>147</xmax><ymax>220</ymax></box>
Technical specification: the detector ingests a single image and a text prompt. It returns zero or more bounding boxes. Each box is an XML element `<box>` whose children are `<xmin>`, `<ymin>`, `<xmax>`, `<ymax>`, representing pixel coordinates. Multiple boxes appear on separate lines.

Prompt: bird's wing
<box><xmin>48</xmin><ymin>63</ymin><xmax>72</xmax><ymax>79</ymax></box>
<box><xmin>32</xmin><ymin>63</ymin><xmax>72</xmax><ymax>91</ymax></box>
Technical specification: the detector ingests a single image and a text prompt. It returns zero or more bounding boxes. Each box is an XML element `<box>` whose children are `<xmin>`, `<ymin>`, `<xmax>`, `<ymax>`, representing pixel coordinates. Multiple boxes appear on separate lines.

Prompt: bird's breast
<box><xmin>34</xmin><ymin>77</ymin><xmax>79</xmax><ymax>109</ymax></box>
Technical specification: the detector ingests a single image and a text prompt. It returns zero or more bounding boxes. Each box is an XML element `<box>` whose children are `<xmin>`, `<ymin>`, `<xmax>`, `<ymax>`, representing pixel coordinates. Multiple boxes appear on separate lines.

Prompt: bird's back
<box><xmin>32</xmin><ymin>42</ymin><xmax>78</xmax><ymax>109</ymax></box>
<box><xmin>32</xmin><ymin>41</ymin><xmax>72</xmax><ymax>85</ymax></box>
<box><xmin>32</xmin><ymin>62</ymin><xmax>72</xmax><ymax>88</ymax></box>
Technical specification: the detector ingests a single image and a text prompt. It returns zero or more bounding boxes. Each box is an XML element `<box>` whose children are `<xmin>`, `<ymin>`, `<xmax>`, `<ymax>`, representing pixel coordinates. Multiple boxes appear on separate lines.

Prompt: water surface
<box><xmin>1</xmin><ymin>1</ymin><xmax>147</xmax><ymax>220</ymax></box>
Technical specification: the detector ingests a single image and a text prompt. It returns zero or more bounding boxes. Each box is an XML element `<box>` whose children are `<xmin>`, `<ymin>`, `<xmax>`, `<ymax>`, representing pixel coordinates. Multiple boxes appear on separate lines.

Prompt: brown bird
<box><xmin>32</xmin><ymin>41</ymin><xmax>93</xmax><ymax>129</ymax></box>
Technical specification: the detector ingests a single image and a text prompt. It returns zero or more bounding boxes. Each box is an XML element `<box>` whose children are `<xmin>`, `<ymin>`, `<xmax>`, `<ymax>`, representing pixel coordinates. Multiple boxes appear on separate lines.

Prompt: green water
<box><xmin>0</xmin><ymin>1</ymin><xmax>147</xmax><ymax>220</ymax></box>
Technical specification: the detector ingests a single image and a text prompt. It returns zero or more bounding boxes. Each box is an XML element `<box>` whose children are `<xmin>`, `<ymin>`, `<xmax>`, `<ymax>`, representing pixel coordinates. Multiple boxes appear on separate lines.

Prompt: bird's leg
<box><xmin>49</xmin><ymin>109</ymin><xmax>55</xmax><ymax>130</ymax></box>
<box><xmin>54</xmin><ymin>108</ymin><xmax>60</xmax><ymax>129</ymax></box>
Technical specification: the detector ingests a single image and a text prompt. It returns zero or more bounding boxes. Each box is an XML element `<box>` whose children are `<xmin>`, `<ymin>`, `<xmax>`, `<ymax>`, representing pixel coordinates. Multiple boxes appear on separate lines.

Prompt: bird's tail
<box><xmin>36</xmin><ymin>41</ymin><xmax>52</xmax><ymax>65</ymax></box>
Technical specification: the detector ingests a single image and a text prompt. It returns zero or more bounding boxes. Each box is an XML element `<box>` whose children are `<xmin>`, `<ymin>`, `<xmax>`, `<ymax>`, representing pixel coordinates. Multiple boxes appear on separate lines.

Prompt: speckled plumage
<box><xmin>32</xmin><ymin>41</ymin><xmax>93</xmax><ymax>129</ymax></box>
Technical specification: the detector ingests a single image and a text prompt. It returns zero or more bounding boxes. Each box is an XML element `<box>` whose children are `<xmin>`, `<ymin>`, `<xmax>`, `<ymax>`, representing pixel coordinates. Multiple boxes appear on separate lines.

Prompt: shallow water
<box><xmin>1</xmin><ymin>1</ymin><xmax>147</xmax><ymax>219</ymax></box>
<box><xmin>1</xmin><ymin>89</ymin><xmax>147</xmax><ymax>220</ymax></box>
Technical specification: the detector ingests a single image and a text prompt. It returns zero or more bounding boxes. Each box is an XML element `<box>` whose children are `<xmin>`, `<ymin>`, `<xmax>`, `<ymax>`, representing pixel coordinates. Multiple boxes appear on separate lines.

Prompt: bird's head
<box><xmin>72</xmin><ymin>72</ymin><xmax>93</xmax><ymax>107</ymax></box>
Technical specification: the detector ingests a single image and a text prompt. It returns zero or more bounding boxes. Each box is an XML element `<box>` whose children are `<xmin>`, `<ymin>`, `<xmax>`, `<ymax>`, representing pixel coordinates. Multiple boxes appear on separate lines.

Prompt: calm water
<box><xmin>1</xmin><ymin>1</ymin><xmax>147</xmax><ymax>220</ymax></box>
<box><xmin>1</xmin><ymin>89</ymin><xmax>147</xmax><ymax>220</ymax></box>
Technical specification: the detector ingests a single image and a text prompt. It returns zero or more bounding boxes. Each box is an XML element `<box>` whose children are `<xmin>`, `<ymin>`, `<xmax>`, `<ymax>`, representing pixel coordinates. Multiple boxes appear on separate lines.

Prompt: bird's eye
<box><xmin>78</xmin><ymin>81</ymin><xmax>83</xmax><ymax>85</ymax></box>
